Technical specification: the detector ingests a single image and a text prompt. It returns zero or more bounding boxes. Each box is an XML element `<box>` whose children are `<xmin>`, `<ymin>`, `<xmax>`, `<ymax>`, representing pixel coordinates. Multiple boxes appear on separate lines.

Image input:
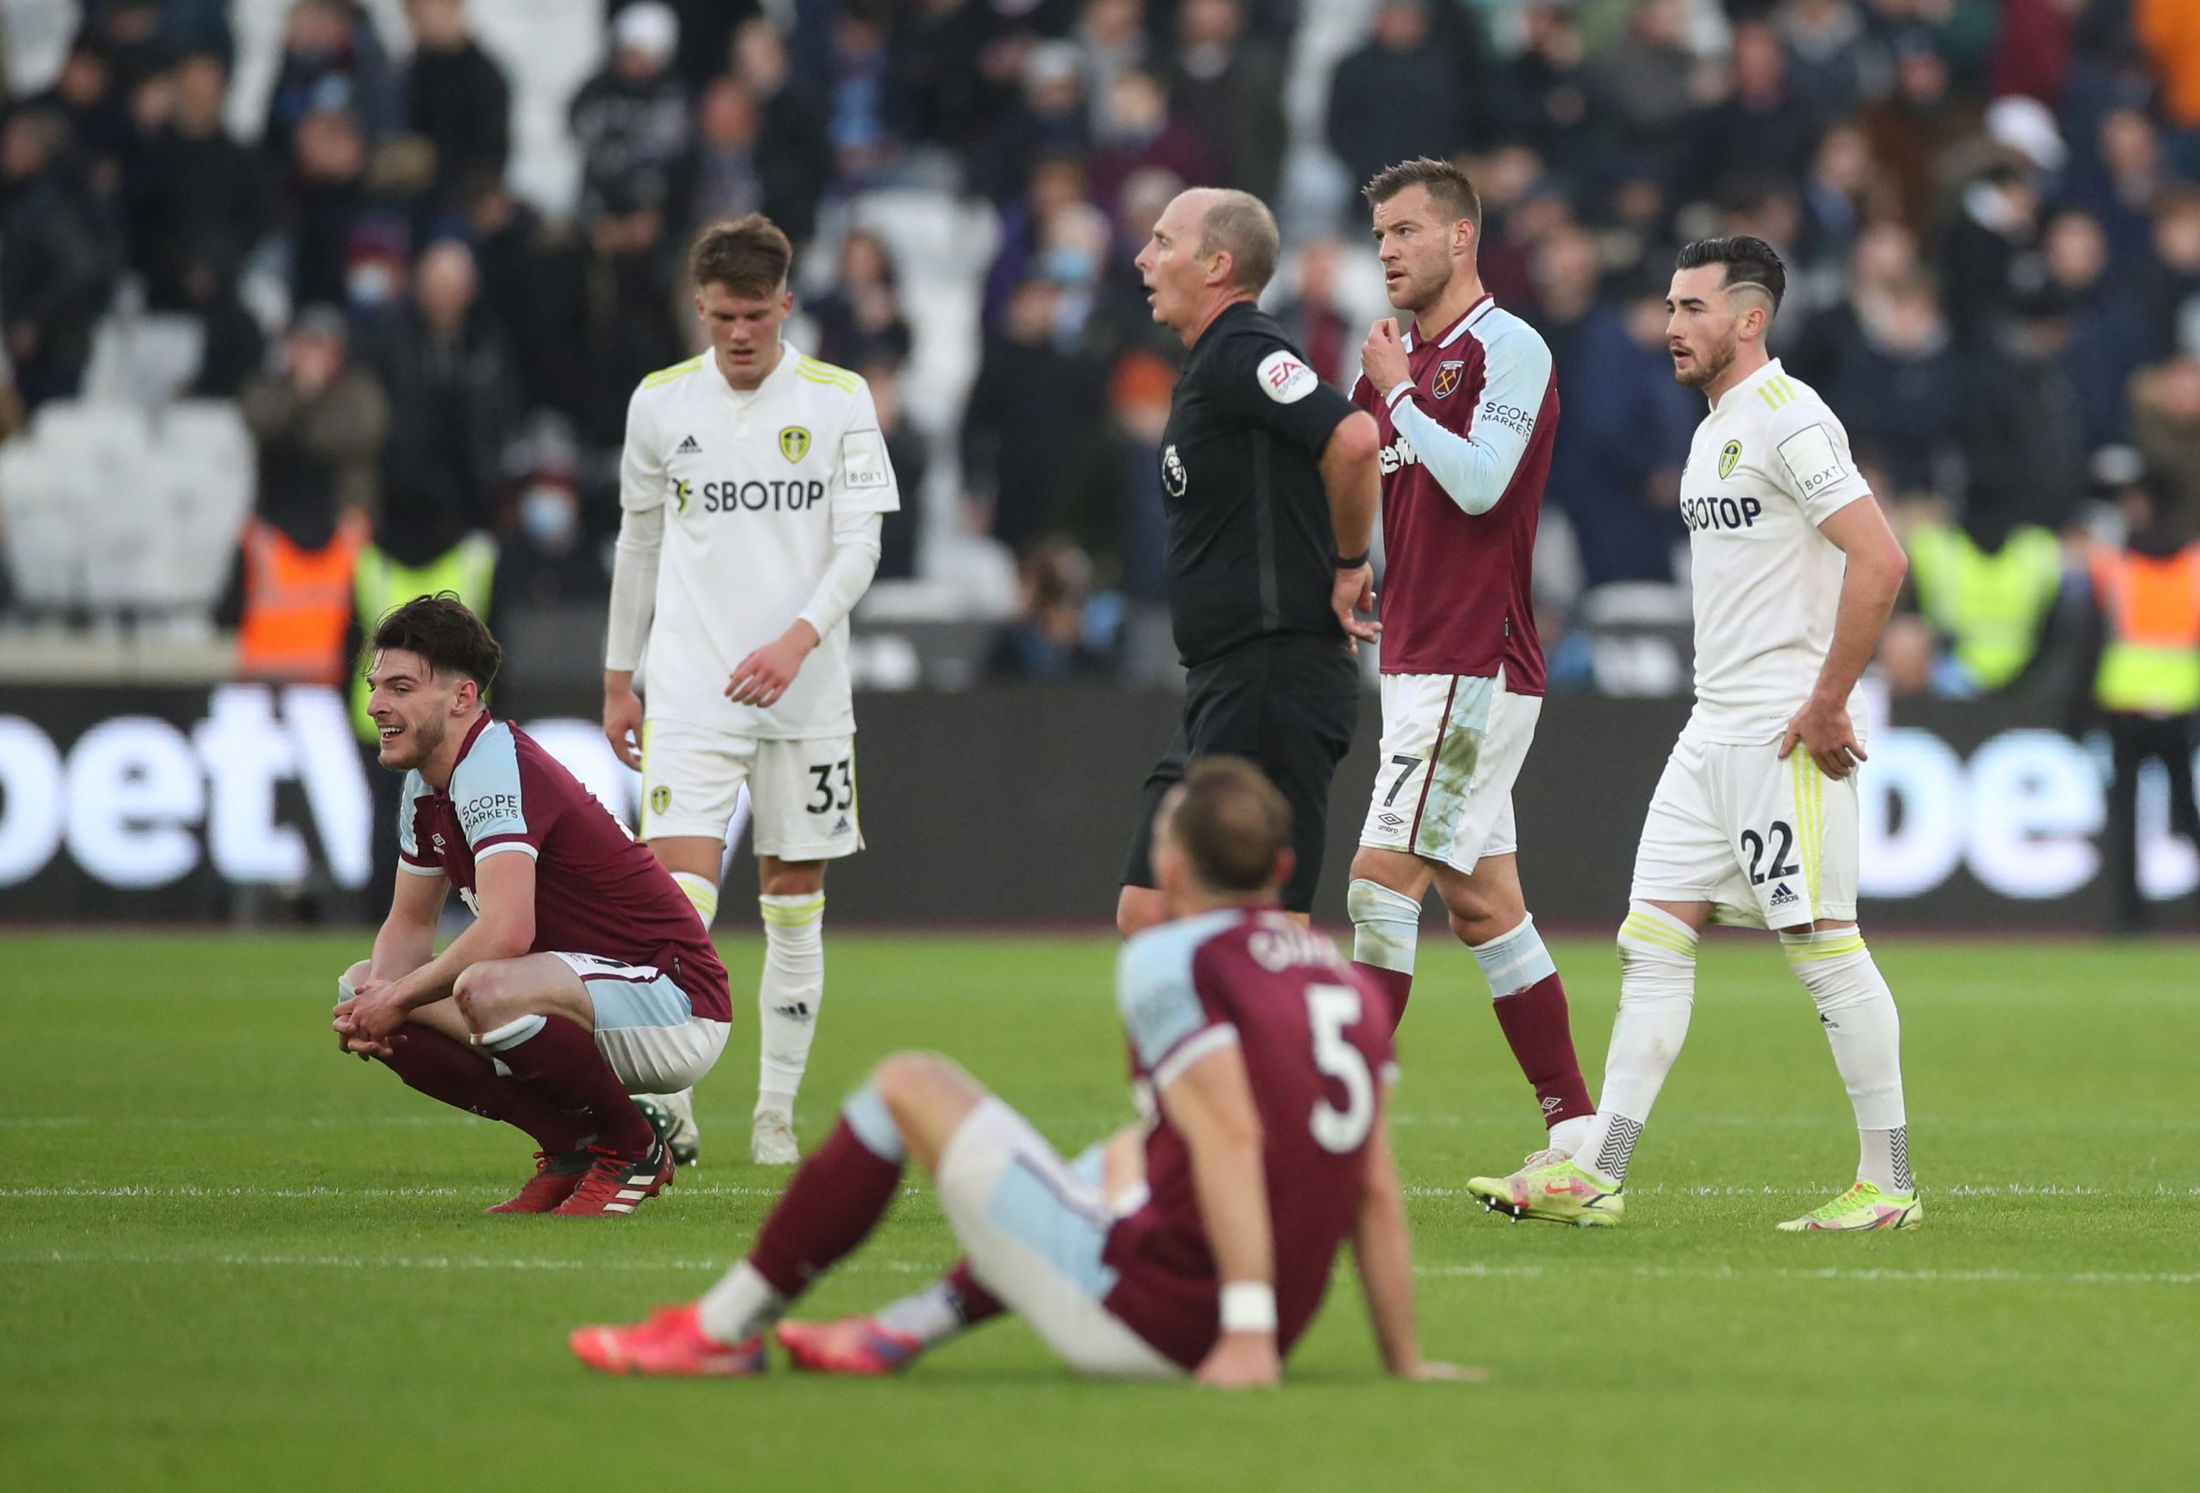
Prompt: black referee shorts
<box><xmin>1122</xmin><ymin>637</ymin><xmax>1359</xmax><ymax>913</ymax></box>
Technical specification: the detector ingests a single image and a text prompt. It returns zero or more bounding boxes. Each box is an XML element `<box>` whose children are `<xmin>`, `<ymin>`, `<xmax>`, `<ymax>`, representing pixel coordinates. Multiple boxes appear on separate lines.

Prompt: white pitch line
<box><xmin>4</xmin><ymin>1251</ymin><xmax>2193</xmax><ymax>1289</ymax></box>
<box><xmin>0</xmin><ymin>1184</ymin><xmax>929</xmax><ymax>1200</ymax></box>
<box><xmin>5</xmin><ymin>1182</ymin><xmax>2194</xmax><ymax>1201</ymax></box>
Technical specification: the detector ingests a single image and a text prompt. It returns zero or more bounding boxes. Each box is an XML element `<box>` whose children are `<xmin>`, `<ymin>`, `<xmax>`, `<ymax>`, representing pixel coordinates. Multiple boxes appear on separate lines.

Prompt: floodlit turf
<box><xmin>1</xmin><ymin>930</ymin><xmax>2191</xmax><ymax>1492</ymax></box>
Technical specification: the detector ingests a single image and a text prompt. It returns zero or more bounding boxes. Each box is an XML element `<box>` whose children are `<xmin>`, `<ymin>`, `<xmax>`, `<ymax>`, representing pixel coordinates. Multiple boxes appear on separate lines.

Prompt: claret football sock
<box><xmin>736</xmin><ymin>1081</ymin><xmax>907</xmax><ymax>1327</ymax></box>
<box><xmin>378</xmin><ymin>1026</ymin><xmax>587</xmax><ymax>1152</ymax></box>
<box><xmin>1348</xmin><ymin>878</ymin><xmax>1421</xmax><ymax>1030</ymax></box>
<box><xmin>1474</xmin><ymin>914</ymin><xmax>1596</xmax><ymax>1135</ymax></box>
<box><xmin>757</xmin><ymin>893</ymin><xmax>827</xmax><ymax>1118</ymax></box>
<box><xmin>478</xmin><ymin>1013</ymin><xmax>653</xmax><ymax>1154</ymax></box>
<box><xmin>1780</xmin><ymin>928</ymin><xmax>1912</xmax><ymax>1195</ymax></box>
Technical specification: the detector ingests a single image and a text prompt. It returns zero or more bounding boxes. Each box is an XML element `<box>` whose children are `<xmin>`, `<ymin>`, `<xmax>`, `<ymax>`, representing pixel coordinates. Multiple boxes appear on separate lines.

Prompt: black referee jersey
<box><xmin>1158</xmin><ymin>301</ymin><xmax>1361</xmax><ymax>666</ymax></box>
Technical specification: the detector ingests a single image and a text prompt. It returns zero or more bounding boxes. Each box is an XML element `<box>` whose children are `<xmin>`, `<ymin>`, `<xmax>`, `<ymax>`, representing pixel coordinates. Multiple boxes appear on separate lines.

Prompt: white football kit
<box><xmin>1630</xmin><ymin>359</ymin><xmax>1873</xmax><ymax>929</ymax></box>
<box><xmin>611</xmin><ymin>344</ymin><xmax>899</xmax><ymax>858</ymax></box>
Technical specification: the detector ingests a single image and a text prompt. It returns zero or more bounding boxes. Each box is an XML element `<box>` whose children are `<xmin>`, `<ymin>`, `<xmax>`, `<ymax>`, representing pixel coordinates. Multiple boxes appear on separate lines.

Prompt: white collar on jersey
<box><xmin>1708</xmin><ymin>356</ymin><xmax>1787</xmax><ymax>412</ymax></box>
<box><xmin>1400</xmin><ymin>294</ymin><xmax>1495</xmax><ymax>354</ymax></box>
<box><xmin>707</xmin><ymin>339</ymin><xmax>807</xmax><ymax>402</ymax></box>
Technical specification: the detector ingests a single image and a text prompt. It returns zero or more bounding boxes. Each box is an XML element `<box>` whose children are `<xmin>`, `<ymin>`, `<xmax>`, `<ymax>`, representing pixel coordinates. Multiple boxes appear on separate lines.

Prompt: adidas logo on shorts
<box><xmin>676</xmin><ymin>434</ymin><xmax>702</xmax><ymax>454</ymax></box>
<box><xmin>1769</xmin><ymin>882</ymin><xmax>1800</xmax><ymax>909</ymax></box>
<box><xmin>832</xmin><ymin>814</ymin><xmax>851</xmax><ymax>835</ymax></box>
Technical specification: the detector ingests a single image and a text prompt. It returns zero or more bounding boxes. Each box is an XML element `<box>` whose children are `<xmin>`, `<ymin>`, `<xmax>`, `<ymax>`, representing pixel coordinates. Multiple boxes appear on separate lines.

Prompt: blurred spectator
<box><xmin>1685</xmin><ymin>20</ymin><xmax>1817</xmax><ymax>205</ymax></box>
<box><xmin>648</xmin><ymin>0</ymin><xmax>763</xmax><ymax>95</ymax></box>
<box><xmin>2142</xmin><ymin>186</ymin><xmax>2200</xmax><ymax>362</ymax></box>
<box><xmin>1327</xmin><ymin>2</ymin><xmax>1471</xmax><ymax>219</ymax></box>
<box><xmin>262</xmin><ymin>0</ymin><xmax>397</xmax><ymax>170</ymax></box>
<box><xmin>465</xmin><ymin>175</ymin><xmax>590</xmax><ymax>418</ymax></box>
<box><xmin>1861</xmin><ymin>31</ymin><xmax>1974</xmax><ymax>235</ymax></box>
<box><xmin>1595</xmin><ymin>0</ymin><xmax>1699</xmax><ymax>175</ymax></box>
<box><xmin>962</xmin><ymin>277</ymin><xmax>1105</xmax><ymax>555</ymax></box>
<box><xmin>570</xmin><ymin>0</ymin><xmax>690</xmax><ymax>222</ymax></box>
<box><xmin>1087</xmin><ymin>69</ymin><xmax>1212</xmax><ymax>220</ymax></box>
<box><xmin>1788</xmin><ymin>219</ymin><xmax>1920</xmax><ymax>386</ymax></box>
<box><xmin>571</xmin><ymin>195</ymin><xmax>683</xmax><ymax>447</ymax></box>
<box><xmin>983</xmin><ymin>538</ymin><xmax>1123</xmax><ymax>680</ymax></box>
<box><xmin>2131</xmin><ymin>356</ymin><xmax>2200</xmax><ymax>521</ymax></box>
<box><xmin>2073</xmin><ymin>107</ymin><xmax>2164</xmax><ymax>278</ymax></box>
<box><xmin>182</xmin><ymin>250</ymin><xmax>268</xmax><ymax>399</ymax></box>
<box><xmin>1903</xmin><ymin>508</ymin><xmax>2065</xmax><ymax>696</ymax></box>
<box><xmin>1779</xmin><ymin>0</ymin><xmax>1868</xmax><ymax>124</ymax></box>
<box><xmin>1052</xmin><ymin>346</ymin><xmax>1174</xmax><ymax>600</ymax></box>
<box><xmin>26</xmin><ymin>36</ymin><xmax>132</xmax><ymax>180</ymax></box>
<box><xmin>973</xmin><ymin>41</ymin><xmax>1089</xmax><ymax>205</ymax></box>
<box><xmin>1</xmin><ymin>109</ymin><xmax>119</xmax><ymax>411</ymax></box>
<box><xmin>823</xmin><ymin>3</ymin><xmax>905</xmax><ymax>184</ymax></box>
<box><xmin>859</xmin><ymin>355</ymin><xmax>928</xmax><ymax>581</ymax></box>
<box><xmin>671</xmin><ymin>74</ymin><xmax>764</xmax><ymax>228</ymax></box>
<box><xmin>1494</xmin><ymin>1</ymin><xmax>1603</xmax><ymax>175</ymax></box>
<box><xmin>893</xmin><ymin>0</ymin><xmax>1008</xmax><ymax>153</ymax></box>
<box><xmin>805</xmin><ymin>227</ymin><xmax>912</xmax><ymax>370</ymax></box>
<box><xmin>1825</xmin><ymin>273</ymin><xmax>1959</xmax><ymax>496</ymax></box>
<box><xmin>497</xmin><ymin>468</ymin><xmax>606</xmax><ymax>608</ymax></box>
<box><xmin>123</xmin><ymin>50</ymin><xmax>269</xmax><ymax>313</ymax></box>
<box><xmin>2074</xmin><ymin>467</ymin><xmax>2200</xmax><ymax>933</ymax></box>
<box><xmin>1940</xmin><ymin>162</ymin><xmax>2043</xmax><ymax>342</ymax></box>
<box><xmin>241</xmin><ymin>307</ymin><xmax>389</xmax><ymax>528</ymax></box>
<box><xmin>2045</xmin><ymin>208</ymin><xmax>2149</xmax><ymax>453</ymax></box>
<box><xmin>984</xmin><ymin>153</ymin><xmax>1090</xmax><ymax>331</ymax></box>
<box><xmin>1794</xmin><ymin>122</ymin><xmax>1875</xmax><ymax>304</ymax></box>
<box><xmin>730</xmin><ymin>17</ymin><xmax>833</xmax><ymax>243</ymax></box>
<box><xmin>1536</xmin><ymin>226</ymin><xmax>1691</xmax><ymax>588</ymax></box>
<box><xmin>79</xmin><ymin>0</ymin><xmax>180</xmax><ymax>96</ymax></box>
<box><xmin>400</xmin><ymin>0</ymin><xmax>512</xmax><ymax>205</ymax></box>
<box><xmin>1165</xmin><ymin>0</ymin><xmax>1286</xmax><ymax>203</ymax></box>
<box><xmin>363</xmin><ymin>240</ymin><xmax>516</xmax><ymax>541</ymax></box>
<box><xmin>285</xmin><ymin>106</ymin><xmax>371</xmax><ymax>310</ymax></box>
<box><xmin>1077</xmin><ymin>0</ymin><xmax>1150</xmax><ymax>122</ymax></box>
<box><xmin>1961</xmin><ymin>292</ymin><xmax>2088</xmax><ymax>532</ymax></box>
<box><xmin>1272</xmin><ymin>238</ymin><xmax>1351</xmax><ymax>389</ymax></box>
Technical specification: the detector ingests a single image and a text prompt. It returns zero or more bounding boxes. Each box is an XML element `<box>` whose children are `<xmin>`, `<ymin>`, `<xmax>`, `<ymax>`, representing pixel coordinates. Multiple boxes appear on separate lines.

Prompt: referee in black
<box><xmin>1118</xmin><ymin>187</ymin><xmax>1382</xmax><ymax>936</ymax></box>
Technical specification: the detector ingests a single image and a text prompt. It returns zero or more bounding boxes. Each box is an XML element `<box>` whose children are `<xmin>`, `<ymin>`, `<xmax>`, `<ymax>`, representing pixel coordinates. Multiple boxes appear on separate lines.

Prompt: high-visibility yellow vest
<box><xmin>237</xmin><ymin>511</ymin><xmax>369</xmax><ymax>685</ymax></box>
<box><xmin>1905</xmin><ymin>523</ymin><xmax>2063</xmax><ymax>691</ymax></box>
<box><xmin>349</xmin><ymin>535</ymin><xmax>497</xmax><ymax>740</ymax></box>
<box><xmin>2088</xmin><ymin>543</ymin><xmax>2200</xmax><ymax>715</ymax></box>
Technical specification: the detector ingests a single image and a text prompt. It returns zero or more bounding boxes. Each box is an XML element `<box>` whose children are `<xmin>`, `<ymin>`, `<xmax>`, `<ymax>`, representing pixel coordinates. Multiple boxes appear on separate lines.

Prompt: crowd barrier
<box><xmin>3</xmin><ymin>682</ymin><xmax>2193</xmax><ymax>930</ymax></box>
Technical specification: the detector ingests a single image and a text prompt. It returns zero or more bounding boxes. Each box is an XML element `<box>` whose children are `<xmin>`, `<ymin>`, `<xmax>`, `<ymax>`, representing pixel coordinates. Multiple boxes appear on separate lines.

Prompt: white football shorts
<box><xmin>551</xmin><ymin>951</ymin><xmax>731</xmax><ymax>1094</ymax></box>
<box><xmin>1358</xmin><ymin>669</ymin><xmax>1540</xmax><ymax>874</ymax></box>
<box><xmin>1628</xmin><ymin>734</ymin><xmax>1859</xmax><ymax>930</ymax></box>
<box><xmin>935</xmin><ymin>1098</ymin><xmax>1181</xmax><ymax>1381</ymax></box>
<box><xmin>639</xmin><ymin>718</ymin><xmax>862</xmax><ymax>860</ymax></box>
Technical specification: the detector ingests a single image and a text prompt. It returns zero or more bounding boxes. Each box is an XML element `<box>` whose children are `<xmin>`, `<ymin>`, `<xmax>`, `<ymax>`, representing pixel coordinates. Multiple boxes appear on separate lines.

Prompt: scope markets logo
<box><xmin>0</xmin><ymin>687</ymin><xmax>638</xmax><ymax>897</ymax></box>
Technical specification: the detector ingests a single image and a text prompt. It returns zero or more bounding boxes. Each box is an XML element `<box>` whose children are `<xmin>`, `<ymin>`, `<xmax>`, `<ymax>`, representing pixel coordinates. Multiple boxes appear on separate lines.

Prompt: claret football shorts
<box><xmin>1627</xmin><ymin>734</ymin><xmax>1860</xmax><ymax>931</ymax></box>
<box><xmin>639</xmin><ymin>718</ymin><xmax>862</xmax><ymax>860</ymax></box>
<box><xmin>1358</xmin><ymin>668</ymin><xmax>1539</xmax><ymax>874</ymax></box>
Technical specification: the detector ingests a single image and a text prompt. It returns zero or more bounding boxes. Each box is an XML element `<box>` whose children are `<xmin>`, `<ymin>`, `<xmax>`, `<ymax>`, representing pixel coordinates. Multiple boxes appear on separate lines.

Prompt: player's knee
<box><xmin>870</xmin><ymin>1050</ymin><xmax>956</xmax><ymax>1108</ymax></box>
<box><xmin>452</xmin><ymin>960</ymin><xmax>516</xmax><ymax>1022</ymax></box>
<box><xmin>1615</xmin><ymin>901</ymin><xmax>1700</xmax><ymax>996</ymax></box>
<box><xmin>338</xmin><ymin>959</ymin><xmax>371</xmax><ymax>996</ymax></box>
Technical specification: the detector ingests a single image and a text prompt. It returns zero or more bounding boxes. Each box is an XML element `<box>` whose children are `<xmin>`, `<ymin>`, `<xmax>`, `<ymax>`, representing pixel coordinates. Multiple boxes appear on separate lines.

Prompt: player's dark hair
<box><xmin>371</xmin><ymin>592</ymin><xmax>503</xmax><ymax>694</ymax></box>
<box><xmin>1674</xmin><ymin>236</ymin><xmax>1787</xmax><ymax>313</ymax></box>
<box><xmin>1197</xmin><ymin>190</ymin><xmax>1281</xmax><ymax>294</ymax></box>
<box><xmin>1362</xmin><ymin>157</ymin><xmax>1483</xmax><ymax>235</ymax></box>
<box><xmin>1164</xmin><ymin>757</ymin><xmax>1293</xmax><ymax>894</ymax></box>
<box><xmin>690</xmin><ymin>213</ymin><xmax>793</xmax><ymax>296</ymax></box>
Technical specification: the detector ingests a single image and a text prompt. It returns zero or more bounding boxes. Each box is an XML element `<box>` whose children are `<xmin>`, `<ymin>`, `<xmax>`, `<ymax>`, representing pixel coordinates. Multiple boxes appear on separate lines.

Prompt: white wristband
<box><xmin>1219</xmin><ymin>1281</ymin><xmax>1277</xmax><ymax>1335</ymax></box>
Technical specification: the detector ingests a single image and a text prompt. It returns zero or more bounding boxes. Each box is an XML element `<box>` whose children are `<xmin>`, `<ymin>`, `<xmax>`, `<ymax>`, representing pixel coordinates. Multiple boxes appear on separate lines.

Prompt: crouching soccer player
<box><xmin>571</xmin><ymin>758</ymin><xmax>1470</xmax><ymax>1385</ymax></box>
<box><xmin>333</xmin><ymin>595</ymin><xmax>735</xmax><ymax>1216</ymax></box>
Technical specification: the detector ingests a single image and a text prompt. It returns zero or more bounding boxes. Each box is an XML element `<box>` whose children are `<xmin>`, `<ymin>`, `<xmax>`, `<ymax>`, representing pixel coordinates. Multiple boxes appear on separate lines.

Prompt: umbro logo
<box><xmin>675</xmin><ymin>434</ymin><xmax>701</xmax><ymax>454</ymax></box>
<box><xmin>1378</xmin><ymin>812</ymin><xmax>1405</xmax><ymax>828</ymax></box>
<box><xmin>1769</xmin><ymin>882</ymin><xmax>1799</xmax><ymax>908</ymax></box>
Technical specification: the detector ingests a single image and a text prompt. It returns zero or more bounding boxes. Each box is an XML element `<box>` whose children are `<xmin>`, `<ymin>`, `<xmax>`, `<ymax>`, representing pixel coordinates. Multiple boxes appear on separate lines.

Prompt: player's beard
<box><xmin>1391</xmin><ymin>258</ymin><xmax>1450</xmax><ymax>316</ymax></box>
<box><xmin>379</xmin><ymin>711</ymin><xmax>444</xmax><ymax>771</ymax></box>
<box><xmin>1673</xmin><ymin>325</ymin><xmax>1738</xmax><ymax>389</ymax></box>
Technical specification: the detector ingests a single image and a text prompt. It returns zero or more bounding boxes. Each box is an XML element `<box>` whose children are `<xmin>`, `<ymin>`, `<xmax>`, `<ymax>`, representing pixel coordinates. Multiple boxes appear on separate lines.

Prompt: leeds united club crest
<box><xmin>1718</xmin><ymin>439</ymin><xmax>1742</xmax><ymax>480</ymax></box>
<box><xmin>779</xmin><ymin>426</ymin><xmax>811</xmax><ymax>463</ymax></box>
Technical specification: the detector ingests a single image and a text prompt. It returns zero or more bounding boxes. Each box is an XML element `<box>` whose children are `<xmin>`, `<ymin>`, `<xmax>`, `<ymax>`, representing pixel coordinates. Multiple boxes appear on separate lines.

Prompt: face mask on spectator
<box><xmin>521</xmin><ymin>485</ymin><xmax>580</xmax><ymax>551</ymax></box>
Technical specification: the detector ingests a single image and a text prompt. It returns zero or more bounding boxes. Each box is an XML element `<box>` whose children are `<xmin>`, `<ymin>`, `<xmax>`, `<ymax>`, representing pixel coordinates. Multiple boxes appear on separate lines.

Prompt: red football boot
<box><xmin>570</xmin><ymin>1302</ymin><xmax>766</xmax><ymax>1377</ymax></box>
<box><xmin>549</xmin><ymin>1136</ymin><xmax>674</xmax><ymax>1216</ymax></box>
<box><xmin>775</xmin><ymin>1316</ymin><xmax>924</xmax><ymax>1376</ymax></box>
<box><xmin>485</xmin><ymin>1149</ymin><xmax>593</xmax><ymax>1214</ymax></box>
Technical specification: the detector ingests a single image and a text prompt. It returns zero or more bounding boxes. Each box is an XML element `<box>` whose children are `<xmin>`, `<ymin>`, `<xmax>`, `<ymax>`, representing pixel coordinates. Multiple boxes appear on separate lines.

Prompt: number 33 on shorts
<box><xmin>639</xmin><ymin>721</ymin><xmax>864</xmax><ymax>860</ymax></box>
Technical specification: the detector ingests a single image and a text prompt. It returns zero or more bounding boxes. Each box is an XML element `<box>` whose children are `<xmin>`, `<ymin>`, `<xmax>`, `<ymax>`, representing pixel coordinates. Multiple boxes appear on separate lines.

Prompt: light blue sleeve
<box><xmin>450</xmin><ymin>722</ymin><xmax>533</xmax><ymax>854</ymax></box>
<box><xmin>1114</xmin><ymin>911</ymin><xmax>1237</xmax><ymax>1071</ymax></box>
<box><xmin>1387</xmin><ymin>315</ymin><xmax>1553</xmax><ymax>517</ymax></box>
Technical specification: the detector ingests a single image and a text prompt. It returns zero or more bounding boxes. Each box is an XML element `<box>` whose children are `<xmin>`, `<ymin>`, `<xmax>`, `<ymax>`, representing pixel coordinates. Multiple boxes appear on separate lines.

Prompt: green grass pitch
<box><xmin>2</xmin><ymin>929</ymin><xmax>2192</xmax><ymax>1492</ymax></box>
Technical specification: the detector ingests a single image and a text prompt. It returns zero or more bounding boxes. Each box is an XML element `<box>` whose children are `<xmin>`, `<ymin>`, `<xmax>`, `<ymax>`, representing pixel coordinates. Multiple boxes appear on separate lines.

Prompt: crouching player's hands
<box><xmin>333</xmin><ymin>969</ymin><xmax>401</xmax><ymax>1060</ymax></box>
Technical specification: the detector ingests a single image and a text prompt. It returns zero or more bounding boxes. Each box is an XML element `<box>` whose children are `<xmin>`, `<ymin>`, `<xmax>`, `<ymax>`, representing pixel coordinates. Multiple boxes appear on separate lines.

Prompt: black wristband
<box><xmin>1335</xmin><ymin>550</ymin><xmax>1370</xmax><ymax>569</ymax></box>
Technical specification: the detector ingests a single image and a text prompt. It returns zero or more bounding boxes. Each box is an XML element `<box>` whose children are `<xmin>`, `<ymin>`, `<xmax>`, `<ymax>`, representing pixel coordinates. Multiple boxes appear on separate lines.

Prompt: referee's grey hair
<box><xmin>1197</xmin><ymin>190</ymin><xmax>1281</xmax><ymax>295</ymax></box>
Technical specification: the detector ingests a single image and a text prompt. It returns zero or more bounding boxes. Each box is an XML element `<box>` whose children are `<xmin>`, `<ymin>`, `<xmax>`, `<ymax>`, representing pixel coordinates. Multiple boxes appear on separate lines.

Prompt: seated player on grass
<box><xmin>571</xmin><ymin>757</ymin><xmax>1471</xmax><ymax>1385</ymax></box>
<box><xmin>332</xmin><ymin>594</ymin><xmax>734</xmax><ymax>1217</ymax></box>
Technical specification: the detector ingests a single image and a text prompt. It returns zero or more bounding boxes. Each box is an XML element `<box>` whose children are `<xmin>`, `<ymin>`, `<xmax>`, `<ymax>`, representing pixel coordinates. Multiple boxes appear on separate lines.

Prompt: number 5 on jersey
<box><xmin>1305</xmin><ymin>984</ymin><xmax>1375</xmax><ymax>1153</ymax></box>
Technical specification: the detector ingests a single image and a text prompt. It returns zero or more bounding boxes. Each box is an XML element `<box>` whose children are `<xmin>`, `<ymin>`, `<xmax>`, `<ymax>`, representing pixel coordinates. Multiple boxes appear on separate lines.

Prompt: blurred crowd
<box><xmin>2</xmin><ymin>0</ymin><xmax>2199</xmax><ymax>713</ymax></box>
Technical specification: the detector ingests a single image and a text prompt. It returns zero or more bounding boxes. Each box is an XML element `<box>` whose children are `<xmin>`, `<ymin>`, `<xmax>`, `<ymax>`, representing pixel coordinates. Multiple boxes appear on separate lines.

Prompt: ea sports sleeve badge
<box><xmin>1256</xmin><ymin>348</ymin><xmax>1318</xmax><ymax>404</ymax></box>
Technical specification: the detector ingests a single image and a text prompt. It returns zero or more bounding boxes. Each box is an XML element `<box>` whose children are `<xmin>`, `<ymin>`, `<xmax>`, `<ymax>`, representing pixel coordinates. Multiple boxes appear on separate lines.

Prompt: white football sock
<box><xmin>670</xmin><ymin>870</ymin><xmax>720</xmax><ymax>929</ymax></box>
<box><xmin>1781</xmin><ymin>928</ymin><xmax>1912</xmax><ymax>1194</ymax></box>
<box><xmin>874</xmin><ymin>1279</ymin><xmax>966</xmax><ymax>1347</ymax></box>
<box><xmin>1347</xmin><ymin>878</ymin><xmax>1421</xmax><ymax>973</ymax></box>
<box><xmin>699</xmin><ymin>1261</ymin><xmax>783</xmax><ymax>1346</ymax></box>
<box><xmin>757</xmin><ymin>892</ymin><xmax>826</xmax><ymax>1120</ymax></box>
<box><xmin>1574</xmin><ymin>903</ymin><xmax>1700</xmax><ymax>1186</ymax></box>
